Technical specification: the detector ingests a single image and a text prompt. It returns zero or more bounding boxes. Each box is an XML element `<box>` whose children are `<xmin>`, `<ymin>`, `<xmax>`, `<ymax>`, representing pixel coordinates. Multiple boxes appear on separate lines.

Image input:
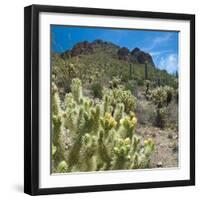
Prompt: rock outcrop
<box><xmin>131</xmin><ymin>48</ymin><xmax>155</xmax><ymax>66</ymax></box>
<box><xmin>117</xmin><ymin>47</ymin><xmax>130</xmax><ymax>60</ymax></box>
<box><xmin>61</xmin><ymin>40</ymin><xmax>155</xmax><ymax>67</ymax></box>
<box><xmin>71</xmin><ymin>41</ymin><xmax>94</xmax><ymax>57</ymax></box>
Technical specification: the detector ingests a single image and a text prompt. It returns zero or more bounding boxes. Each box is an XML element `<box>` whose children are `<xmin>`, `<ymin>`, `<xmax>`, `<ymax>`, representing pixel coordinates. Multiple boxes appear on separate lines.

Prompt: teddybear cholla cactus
<box><xmin>103</xmin><ymin>87</ymin><xmax>136</xmax><ymax>114</ymax></box>
<box><xmin>52</xmin><ymin>78</ymin><xmax>155</xmax><ymax>173</ymax></box>
<box><xmin>150</xmin><ymin>86</ymin><xmax>174</xmax><ymax>128</ymax></box>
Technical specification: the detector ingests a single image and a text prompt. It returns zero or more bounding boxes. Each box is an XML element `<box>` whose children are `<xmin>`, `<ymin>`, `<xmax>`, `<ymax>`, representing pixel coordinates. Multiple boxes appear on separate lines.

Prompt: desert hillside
<box><xmin>51</xmin><ymin>39</ymin><xmax>178</xmax><ymax>173</ymax></box>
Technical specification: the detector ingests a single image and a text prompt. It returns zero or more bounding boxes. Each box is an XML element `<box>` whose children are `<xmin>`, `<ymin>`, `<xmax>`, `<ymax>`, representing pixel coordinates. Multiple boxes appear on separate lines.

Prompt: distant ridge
<box><xmin>60</xmin><ymin>39</ymin><xmax>155</xmax><ymax>67</ymax></box>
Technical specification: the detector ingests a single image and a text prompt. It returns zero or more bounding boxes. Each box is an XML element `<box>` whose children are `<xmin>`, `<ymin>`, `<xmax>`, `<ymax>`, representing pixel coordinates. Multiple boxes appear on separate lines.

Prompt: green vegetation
<box><xmin>52</xmin><ymin>46</ymin><xmax>177</xmax><ymax>95</ymax></box>
<box><xmin>51</xmin><ymin>40</ymin><xmax>178</xmax><ymax>172</ymax></box>
<box><xmin>90</xmin><ymin>82</ymin><xmax>103</xmax><ymax>99</ymax></box>
<box><xmin>52</xmin><ymin>79</ymin><xmax>155</xmax><ymax>173</ymax></box>
<box><xmin>150</xmin><ymin>86</ymin><xmax>175</xmax><ymax>128</ymax></box>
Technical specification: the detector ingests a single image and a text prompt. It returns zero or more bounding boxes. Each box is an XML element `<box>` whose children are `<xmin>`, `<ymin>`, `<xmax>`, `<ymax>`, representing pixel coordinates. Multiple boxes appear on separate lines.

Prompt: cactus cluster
<box><xmin>103</xmin><ymin>87</ymin><xmax>136</xmax><ymax>114</ymax></box>
<box><xmin>51</xmin><ymin>78</ymin><xmax>155</xmax><ymax>173</ymax></box>
<box><xmin>150</xmin><ymin>86</ymin><xmax>174</xmax><ymax>128</ymax></box>
<box><xmin>150</xmin><ymin>86</ymin><xmax>174</xmax><ymax>107</ymax></box>
<box><xmin>109</xmin><ymin>76</ymin><xmax>121</xmax><ymax>88</ymax></box>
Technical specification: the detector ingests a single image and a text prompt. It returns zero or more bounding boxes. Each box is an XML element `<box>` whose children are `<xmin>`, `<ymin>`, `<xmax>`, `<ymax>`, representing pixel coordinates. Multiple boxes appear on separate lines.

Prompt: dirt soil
<box><xmin>136</xmin><ymin>124</ymin><xmax>178</xmax><ymax>168</ymax></box>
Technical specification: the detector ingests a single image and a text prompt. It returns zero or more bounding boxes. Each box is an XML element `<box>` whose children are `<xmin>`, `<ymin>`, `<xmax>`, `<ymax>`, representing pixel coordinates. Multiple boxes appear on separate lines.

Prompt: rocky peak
<box><xmin>117</xmin><ymin>47</ymin><xmax>130</xmax><ymax>60</ymax></box>
<box><xmin>131</xmin><ymin>48</ymin><xmax>155</xmax><ymax>66</ymax></box>
<box><xmin>131</xmin><ymin>47</ymin><xmax>140</xmax><ymax>55</ymax></box>
<box><xmin>71</xmin><ymin>41</ymin><xmax>94</xmax><ymax>57</ymax></box>
<box><xmin>61</xmin><ymin>40</ymin><xmax>155</xmax><ymax>67</ymax></box>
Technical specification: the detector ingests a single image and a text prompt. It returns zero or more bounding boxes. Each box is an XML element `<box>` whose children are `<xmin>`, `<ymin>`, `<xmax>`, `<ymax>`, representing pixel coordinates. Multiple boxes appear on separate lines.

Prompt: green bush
<box><xmin>90</xmin><ymin>82</ymin><xmax>103</xmax><ymax>99</ymax></box>
<box><xmin>124</xmin><ymin>81</ymin><xmax>136</xmax><ymax>95</ymax></box>
<box><xmin>137</xmin><ymin>79</ymin><xmax>144</xmax><ymax>86</ymax></box>
<box><xmin>136</xmin><ymin>101</ymin><xmax>156</xmax><ymax>125</ymax></box>
<box><xmin>154</xmin><ymin>108</ymin><xmax>167</xmax><ymax>129</ymax></box>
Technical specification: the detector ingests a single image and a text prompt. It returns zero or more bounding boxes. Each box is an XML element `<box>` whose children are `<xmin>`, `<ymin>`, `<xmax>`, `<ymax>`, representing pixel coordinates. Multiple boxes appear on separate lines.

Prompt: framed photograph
<box><xmin>24</xmin><ymin>4</ymin><xmax>195</xmax><ymax>195</ymax></box>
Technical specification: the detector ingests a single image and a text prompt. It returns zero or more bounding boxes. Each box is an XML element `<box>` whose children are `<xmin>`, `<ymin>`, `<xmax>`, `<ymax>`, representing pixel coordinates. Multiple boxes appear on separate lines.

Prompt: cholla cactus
<box><xmin>111</xmin><ymin>138</ymin><xmax>132</xmax><ymax>169</ymax></box>
<box><xmin>52</xmin><ymin>78</ymin><xmax>155</xmax><ymax>173</ymax></box>
<box><xmin>144</xmin><ymin>138</ymin><xmax>155</xmax><ymax>156</ymax></box>
<box><xmin>51</xmin><ymin>83</ymin><xmax>66</xmax><ymax>168</ymax></box>
<box><xmin>164</xmin><ymin>86</ymin><xmax>174</xmax><ymax>105</ymax></box>
<box><xmin>71</xmin><ymin>78</ymin><xmax>82</xmax><ymax>103</ymax></box>
<box><xmin>150</xmin><ymin>86</ymin><xmax>174</xmax><ymax>128</ymax></box>
<box><xmin>120</xmin><ymin>113</ymin><xmax>137</xmax><ymax>138</ymax></box>
<box><xmin>109</xmin><ymin>76</ymin><xmax>121</xmax><ymax>88</ymax></box>
<box><xmin>114</xmin><ymin>103</ymin><xmax>124</xmax><ymax>125</ymax></box>
<box><xmin>67</xmin><ymin>63</ymin><xmax>77</xmax><ymax>79</ymax></box>
<box><xmin>52</xmin><ymin>82</ymin><xmax>61</xmax><ymax>115</ymax></box>
<box><xmin>150</xmin><ymin>86</ymin><xmax>167</xmax><ymax>108</ymax></box>
<box><xmin>103</xmin><ymin>87</ymin><xmax>136</xmax><ymax>114</ymax></box>
<box><xmin>56</xmin><ymin>160</ymin><xmax>68</xmax><ymax>173</ymax></box>
<box><xmin>150</xmin><ymin>86</ymin><xmax>174</xmax><ymax>108</ymax></box>
<box><xmin>100</xmin><ymin>113</ymin><xmax>117</xmax><ymax>133</ymax></box>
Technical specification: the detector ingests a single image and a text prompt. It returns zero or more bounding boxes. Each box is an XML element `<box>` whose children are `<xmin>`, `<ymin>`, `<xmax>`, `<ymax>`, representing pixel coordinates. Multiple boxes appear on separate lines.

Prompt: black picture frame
<box><xmin>24</xmin><ymin>4</ymin><xmax>195</xmax><ymax>196</ymax></box>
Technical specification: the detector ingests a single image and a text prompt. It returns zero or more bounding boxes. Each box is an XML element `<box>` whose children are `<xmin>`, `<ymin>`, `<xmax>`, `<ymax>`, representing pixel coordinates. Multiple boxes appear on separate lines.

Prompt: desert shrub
<box><xmin>124</xmin><ymin>81</ymin><xmax>136</xmax><ymax>95</ymax></box>
<box><xmin>136</xmin><ymin>101</ymin><xmax>156</xmax><ymax>125</ymax></box>
<box><xmin>90</xmin><ymin>82</ymin><xmax>103</xmax><ymax>99</ymax></box>
<box><xmin>137</xmin><ymin>79</ymin><xmax>144</xmax><ymax>86</ymax></box>
<box><xmin>51</xmin><ymin>79</ymin><xmax>155</xmax><ymax>173</ymax></box>
<box><xmin>154</xmin><ymin>107</ymin><xmax>167</xmax><ymax>129</ymax></box>
<box><xmin>121</xmin><ymin>73</ymin><xmax>130</xmax><ymax>82</ymax></box>
<box><xmin>165</xmin><ymin>100</ymin><xmax>178</xmax><ymax>130</ymax></box>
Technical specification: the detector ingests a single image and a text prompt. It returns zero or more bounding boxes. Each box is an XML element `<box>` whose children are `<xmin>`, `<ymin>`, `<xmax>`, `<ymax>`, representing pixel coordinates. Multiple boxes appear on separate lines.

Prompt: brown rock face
<box><xmin>60</xmin><ymin>40</ymin><xmax>155</xmax><ymax>67</ymax></box>
<box><xmin>117</xmin><ymin>47</ymin><xmax>130</xmax><ymax>60</ymax></box>
<box><xmin>71</xmin><ymin>41</ymin><xmax>94</xmax><ymax>57</ymax></box>
<box><xmin>131</xmin><ymin>48</ymin><xmax>155</xmax><ymax>66</ymax></box>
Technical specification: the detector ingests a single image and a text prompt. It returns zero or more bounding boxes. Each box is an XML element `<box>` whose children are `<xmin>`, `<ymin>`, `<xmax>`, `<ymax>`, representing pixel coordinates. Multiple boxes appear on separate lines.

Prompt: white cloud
<box><xmin>158</xmin><ymin>54</ymin><xmax>178</xmax><ymax>74</ymax></box>
<box><xmin>144</xmin><ymin>33</ymin><xmax>173</xmax><ymax>51</ymax></box>
<box><xmin>149</xmin><ymin>50</ymin><xmax>172</xmax><ymax>57</ymax></box>
<box><xmin>152</xmin><ymin>33</ymin><xmax>172</xmax><ymax>44</ymax></box>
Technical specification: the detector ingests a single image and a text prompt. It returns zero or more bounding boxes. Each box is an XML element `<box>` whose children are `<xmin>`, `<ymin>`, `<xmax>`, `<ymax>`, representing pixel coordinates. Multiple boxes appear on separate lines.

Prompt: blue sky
<box><xmin>51</xmin><ymin>25</ymin><xmax>179</xmax><ymax>74</ymax></box>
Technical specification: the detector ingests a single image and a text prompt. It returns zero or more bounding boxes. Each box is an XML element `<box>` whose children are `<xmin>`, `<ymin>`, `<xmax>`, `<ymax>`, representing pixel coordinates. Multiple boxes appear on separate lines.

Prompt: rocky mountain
<box><xmin>60</xmin><ymin>39</ymin><xmax>155</xmax><ymax>67</ymax></box>
<box><xmin>53</xmin><ymin>39</ymin><xmax>177</xmax><ymax>94</ymax></box>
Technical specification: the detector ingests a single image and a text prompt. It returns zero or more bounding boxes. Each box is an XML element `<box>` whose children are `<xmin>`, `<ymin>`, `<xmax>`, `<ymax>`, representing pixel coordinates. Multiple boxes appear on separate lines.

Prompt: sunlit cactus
<box><xmin>109</xmin><ymin>76</ymin><xmax>121</xmax><ymax>88</ymax></box>
<box><xmin>52</xmin><ymin>78</ymin><xmax>155</xmax><ymax>173</ymax></box>
<box><xmin>164</xmin><ymin>86</ymin><xmax>174</xmax><ymax>105</ymax></box>
<box><xmin>51</xmin><ymin>83</ymin><xmax>65</xmax><ymax>168</ymax></box>
<box><xmin>103</xmin><ymin>87</ymin><xmax>136</xmax><ymax>114</ymax></box>
<box><xmin>71</xmin><ymin>78</ymin><xmax>82</xmax><ymax>103</ymax></box>
<box><xmin>150</xmin><ymin>86</ymin><xmax>167</xmax><ymax>108</ymax></box>
<box><xmin>100</xmin><ymin>113</ymin><xmax>117</xmax><ymax>132</ymax></box>
<box><xmin>150</xmin><ymin>86</ymin><xmax>174</xmax><ymax>128</ymax></box>
<box><xmin>120</xmin><ymin>113</ymin><xmax>137</xmax><ymax>138</ymax></box>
